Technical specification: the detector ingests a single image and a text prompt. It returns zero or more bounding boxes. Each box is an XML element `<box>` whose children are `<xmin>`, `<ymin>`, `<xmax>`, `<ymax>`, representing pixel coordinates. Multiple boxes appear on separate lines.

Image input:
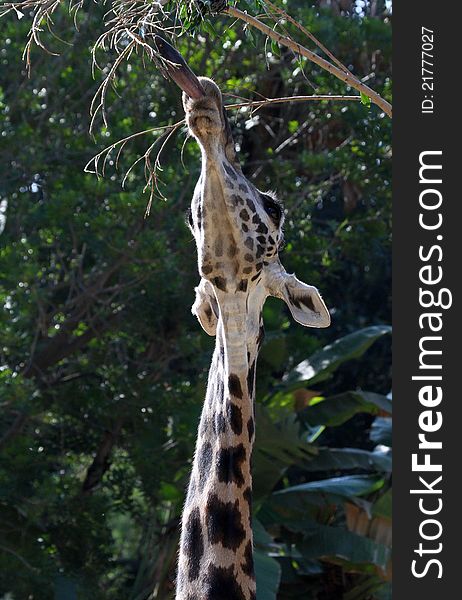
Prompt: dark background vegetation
<box><xmin>0</xmin><ymin>1</ymin><xmax>391</xmax><ymax>598</ymax></box>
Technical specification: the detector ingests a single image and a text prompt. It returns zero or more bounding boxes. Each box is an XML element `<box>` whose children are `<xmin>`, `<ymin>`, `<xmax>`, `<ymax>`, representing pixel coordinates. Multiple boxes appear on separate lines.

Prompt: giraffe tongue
<box><xmin>154</xmin><ymin>36</ymin><xmax>206</xmax><ymax>99</ymax></box>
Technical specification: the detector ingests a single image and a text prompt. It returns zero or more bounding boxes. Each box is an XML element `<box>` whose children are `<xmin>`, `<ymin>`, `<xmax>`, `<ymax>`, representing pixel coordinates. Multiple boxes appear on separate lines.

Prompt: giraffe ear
<box><xmin>268</xmin><ymin>267</ymin><xmax>330</xmax><ymax>328</ymax></box>
<box><xmin>191</xmin><ymin>279</ymin><xmax>219</xmax><ymax>336</ymax></box>
<box><xmin>280</xmin><ymin>273</ymin><xmax>330</xmax><ymax>328</ymax></box>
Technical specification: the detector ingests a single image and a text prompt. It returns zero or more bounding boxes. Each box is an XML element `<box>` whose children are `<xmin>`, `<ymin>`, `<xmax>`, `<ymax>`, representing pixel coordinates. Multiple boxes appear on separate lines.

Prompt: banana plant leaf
<box><xmin>373</xmin><ymin>582</ymin><xmax>392</xmax><ymax>600</ymax></box>
<box><xmin>274</xmin><ymin>474</ymin><xmax>385</xmax><ymax>500</ymax></box>
<box><xmin>258</xmin><ymin>492</ymin><xmax>325</xmax><ymax>529</ymax></box>
<box><xmin>302</xmin><ymin>447</ymin><xmax>391</xmax><ymax>473</ymax></box>
<box><xmin>297</xmin><ymin>524</ymin><xmax>391</xmax><ymax>572</ymax></box>
<box><xmin>253</xmin><ymin>517</ymin><xmax>276</xmax><ymax>548</ymax></box>
<box><xmin>370</xmin><ymin>417</ymin><xmax>392</xmax><ymax>446</ymax></box>
<box><xmin>253</xmin><ymin>404</ymin><xmax>317</xmax><ymax>501</ymax></box>
<box><xmin>254</xmin><ymin>549</ymin><xmax>281</xmax><ymax>600</ymax></box>
<box><xmin>275</xmin><ymin>326</ymin><xmax>392</xmax><ymax>393</ymax></box>
<box><xmin>261</xmin><ymin>501</ymin><xmax>391</xmax><ymax>573</ymax></box>
<box><xmin>299</xmin><ymin>391</ymin><xmax>392</xmax><ymax>428</ymax></box>
<box><xmin>253</xmin><ymin>518</ymin><xmax>281</xmax><ymax>600</ymax></box>
<box><xmin>372</xmin><ymin>489</ymin><xmax>392</xmax><ymax>519</ymax></box>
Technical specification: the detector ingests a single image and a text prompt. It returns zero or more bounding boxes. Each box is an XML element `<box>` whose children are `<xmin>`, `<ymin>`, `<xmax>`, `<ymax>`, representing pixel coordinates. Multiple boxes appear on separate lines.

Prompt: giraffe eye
<box><xmin>266</xmin><ymin>205</ymin><xmax>279</xmax><ymax>220</ymax></box>
<box><xmin>261</xmin><ymin>195</ymin><xmax>282</xmax><ymax>225</ymax></box>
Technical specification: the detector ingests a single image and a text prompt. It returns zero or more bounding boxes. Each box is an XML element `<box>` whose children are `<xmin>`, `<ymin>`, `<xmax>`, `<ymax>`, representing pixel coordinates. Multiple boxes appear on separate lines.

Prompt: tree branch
<box><xmin>227</xmin><ymin>94</ymin><xmax>361</xmax><ymax>111</ymax></box>
<box><xmin>81</xmin><ymin>417</ymin><xmax>124</xmax><ymax>494</ymax></box>
<box><xmin>225</xmin><ymin>6</ymin><xmax>392</xmax><ymax>118</ymax></box>
<box><xmin>0</xmin><ymin>543</ymin><xmax>39</xmax><ymax>572</ymax></box>
<box><xmin>263</xmin><ymin>0</ymin><xmax>354</xmax><ymax>78</ymax></box>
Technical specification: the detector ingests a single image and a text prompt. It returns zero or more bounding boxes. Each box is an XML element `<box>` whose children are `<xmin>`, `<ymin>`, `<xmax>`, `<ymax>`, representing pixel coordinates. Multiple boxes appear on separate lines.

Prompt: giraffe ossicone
<box><xmin>159</xmin><ymin>44</ymin><xmax>330</xmax><ymax>600</ymax></box>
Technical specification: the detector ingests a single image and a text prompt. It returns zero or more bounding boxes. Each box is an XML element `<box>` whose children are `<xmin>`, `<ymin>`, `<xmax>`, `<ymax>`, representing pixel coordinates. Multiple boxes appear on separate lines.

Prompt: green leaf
<box><xmin>360</xmin><ymin>92</ymin><xmax>372</xmax><ymax>108</ymax></box>
<box><xmin>253</xmin><ymin>405</ymin><xmax>317</xmax><ymax>501</ymax></box>
<box><xmin>270</xmin><ymin>39</ymin><xmax>280</xmax><ymax>57</ymax></box>
<box><xmin>298</xmin><ymin>524</ymin><xmax>391</xmax><ymax>571</ymax></box>
<box><xmin>159</xmin><ymin>481</ymin><xmax>182</xmax><ymax>501</ymax></box>
<box><xmin>245</xmin><ymin>26</ymin><xmax>255</xmax><ymax>45</ymax></box>
<box><xmin>373</xmin><ymin>582</ymin><xmax>392</xmax><ymax>600</ymax></box>
<box><xmin>275</xmin><ymin>474</ymin><xmax>384</xmax><ymax>499</ymax></box>
<box><xmin>201</xmin><ymin>19</ymin><xmax>217</xmax><ymax>37</ymax></box>
<box><xmin>255</xmin><ymin>548</ymin><xmax>281</xmax><ymax>600</ymax></box>
<box><xmin>253</xmin><ymin>518</ymin><xmax>282</xmax><ymax>600</ymax></box>
<box><xmin>259</xmin><ymin>492</ymin><xmax>326</xmax><ymax>529</ymax></box>
<box><xmin>359</xmin><ymin>391</ymin><xmax>392</xmax><ymax>414</ymax></box>
<box><xmin>300</xmin><ymin>390</ymin><xmax>392</xmax><ymax>427</ymax></box>
<box><xmin>253</xmin><ymin>517</ymin><xmax>275</xmax><ymax>548</ymax></box>
<box><xmin>303</xmin><ymin>447</ymin><xmax>391</xmax><ymax>473</ymax></box>
<box><xmin>278</xmin><ymin>326</ymin><xmax>391</xmax><ymax>392</ymax></box>
<box><xmin>288</xmin><ymin>120</ymin><xmax>299</xmax><ymax>134</ymax></box>
<box><xmin>372</xmin><ymin>489</ymin><xmax>392</xmax><ymax>519</ymax></box>
<box><xmin>370</xmin><ymin>417</ymin><xmax>392</xmax><ymax>446</ymax></box>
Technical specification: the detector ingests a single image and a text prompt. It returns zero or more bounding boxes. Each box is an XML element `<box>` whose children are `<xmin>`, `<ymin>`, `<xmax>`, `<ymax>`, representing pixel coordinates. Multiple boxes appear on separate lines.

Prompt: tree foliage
<box><xmin>0</xmin><ymin>1</ymin><xmax>391</xmax><ymax>598</ymax></box>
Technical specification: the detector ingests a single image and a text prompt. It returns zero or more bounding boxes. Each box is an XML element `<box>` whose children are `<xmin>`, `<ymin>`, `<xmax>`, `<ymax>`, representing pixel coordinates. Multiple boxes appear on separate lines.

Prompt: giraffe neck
<box><xmin>177</xmin><ymin>298</ymin><xmax>263</xmax><ymax>600</ymax></box>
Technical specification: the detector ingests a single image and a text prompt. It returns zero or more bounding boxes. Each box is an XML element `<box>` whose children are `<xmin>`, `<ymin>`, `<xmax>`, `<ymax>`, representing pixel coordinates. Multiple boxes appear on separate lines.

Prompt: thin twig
<box><xmin>85</xmin><ymin>93</ymin><xmax>359</xmax><ymax>201</ymax></box>
<box><xmin>263</xmin><ymin>0</ymin><xmax>354</xmax><ymax>78</ymax></box>
<box><xmin>84</xmin><ymin>122</ymin><xmax>182</xmax><ymax>175</ymax></box>
<box><xmin>0</xmin><ymin>544</ymin><xmax>39</xmax><ymax>572</ymax></box>
<box><xmin>89</xmin><ymin>40</ymin><xmax>136</xmax><ymax>133</ymax></box>
<box><xmin>227</xmin><ymin>95</ymin><xmax>361</xmax><ymax>111</ymax></box>
<box><xmin>225</xmin><ymin>6</ymin><xmax>392</xmax><ymax>118</ymax></box>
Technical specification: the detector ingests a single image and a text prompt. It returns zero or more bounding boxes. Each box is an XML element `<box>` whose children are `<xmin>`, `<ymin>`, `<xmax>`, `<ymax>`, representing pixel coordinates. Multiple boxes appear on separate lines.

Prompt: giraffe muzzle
<box><xmin>154</xmin><ymin>36</ymin><xmax>206</xmax><ymax>100</ymax></box>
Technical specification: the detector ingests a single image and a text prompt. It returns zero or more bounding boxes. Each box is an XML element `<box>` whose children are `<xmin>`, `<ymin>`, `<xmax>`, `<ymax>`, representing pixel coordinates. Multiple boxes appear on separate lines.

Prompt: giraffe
<box><xmin>155</xmin><ymin>37</ymin><xmax>330</xmax><ymax>600</ymax></box>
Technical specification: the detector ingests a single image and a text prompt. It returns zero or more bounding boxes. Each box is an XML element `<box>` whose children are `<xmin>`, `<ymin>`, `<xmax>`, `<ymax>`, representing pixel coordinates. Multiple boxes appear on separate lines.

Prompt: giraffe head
<box><xmin>155</xmin><ymin>36</ymin><xmax>330</xmax><ymax>337</ymax></box>
<box><xmin>183</xmin><ymin>77</ymin><xmax>330</xmax><ymax>337</ymax></box>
